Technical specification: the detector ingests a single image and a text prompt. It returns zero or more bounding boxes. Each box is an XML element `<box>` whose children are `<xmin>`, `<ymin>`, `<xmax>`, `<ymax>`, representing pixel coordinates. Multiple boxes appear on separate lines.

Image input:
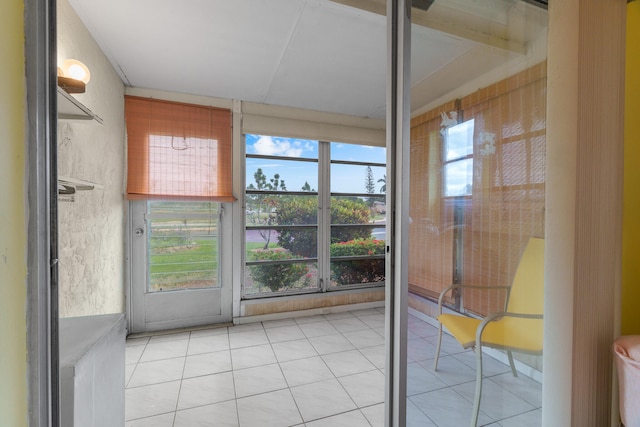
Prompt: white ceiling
<box><xmin>67</xmin><ymin>0</ymin><xmax>546</xmax><ymax>119</ymax></box>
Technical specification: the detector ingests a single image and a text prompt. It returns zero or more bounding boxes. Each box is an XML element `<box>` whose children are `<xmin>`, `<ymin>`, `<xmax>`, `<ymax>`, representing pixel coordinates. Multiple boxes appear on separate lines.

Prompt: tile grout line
<box><xmin>170</xmin><ymin>330</ymin><xmax>192</xmax><ymax>427</ymax></box>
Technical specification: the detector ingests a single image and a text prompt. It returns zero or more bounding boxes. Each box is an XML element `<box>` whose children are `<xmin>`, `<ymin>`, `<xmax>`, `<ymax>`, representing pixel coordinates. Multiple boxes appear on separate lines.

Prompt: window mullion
<box><xmin>318</xmin><ymin>141</ymin><xmax>331</xmax><ymax>291</ymax></box>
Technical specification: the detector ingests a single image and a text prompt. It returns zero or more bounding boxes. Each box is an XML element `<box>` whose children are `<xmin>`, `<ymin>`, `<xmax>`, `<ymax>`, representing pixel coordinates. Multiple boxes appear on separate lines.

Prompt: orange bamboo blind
<box><xmin>409</xmin><ymin>63</ymin><xmax>547</xmax><ymax>317</ymax></box>
<box><xmin>409</xmin><ymin>101</ymin><xmax>456</xmax><ymax>302</ymax></box>
<box><xmin>125</xmin><ymin>96</ymin><xmax>234</xmax><ymax>201</ymax></box>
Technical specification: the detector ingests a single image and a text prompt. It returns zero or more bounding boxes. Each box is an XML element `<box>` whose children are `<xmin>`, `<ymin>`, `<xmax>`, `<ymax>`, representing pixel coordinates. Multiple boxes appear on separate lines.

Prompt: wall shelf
<box><xmin>58</xmin><ymin>175</ymin><xmax>103</xmax><ymax>192</ymax></box>
<box><xmin>58</xmin><ymin>176</ymin><xmax>103</xmax><ymax>202</ymax></box>
<box><xmin>57</xmin><ymin>87</ymin><xmax>103</xmax><ymax>124</ymax></box>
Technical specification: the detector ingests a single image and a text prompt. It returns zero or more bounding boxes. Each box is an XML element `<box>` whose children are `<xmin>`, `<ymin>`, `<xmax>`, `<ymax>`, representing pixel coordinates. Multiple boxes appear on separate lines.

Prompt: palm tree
<box><xmin>378</xmin><ymin>175</ymin><xmax>386</xmax><ymax>193</ymax></box>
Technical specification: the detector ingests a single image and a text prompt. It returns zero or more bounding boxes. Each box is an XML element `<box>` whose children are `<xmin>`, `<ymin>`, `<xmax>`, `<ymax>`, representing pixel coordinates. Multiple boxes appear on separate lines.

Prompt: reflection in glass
<box><xmin>444</xmin><ymin>158</ymin><xmax>473</xmax><ymax>197</ymax></box>
<box><xmin>444</xmin><ymin>119</ymin><xmax>474</xmax><ymax>161</ymax></box>
<box><xmin>406</xmin><ymin>0</ymin><xmax>547</xmax><ymax>423</ymax></box>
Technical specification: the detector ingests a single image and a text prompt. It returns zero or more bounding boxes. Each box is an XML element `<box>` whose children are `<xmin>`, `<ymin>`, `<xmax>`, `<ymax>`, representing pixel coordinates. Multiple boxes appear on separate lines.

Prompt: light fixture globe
<box><xmin>61</xmin><ymin>59</ymin><xmax>91</xmax><ymax>84</ymax></box>
<box><xmin>58</xmin><ymin>59</ymin><xmax>91</xmax><ymax>93</ymax></box>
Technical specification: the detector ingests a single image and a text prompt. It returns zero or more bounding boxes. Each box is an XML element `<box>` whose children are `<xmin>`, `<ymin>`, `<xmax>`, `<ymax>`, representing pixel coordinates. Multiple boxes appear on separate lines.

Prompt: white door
<box><xmin>129</xmin><ymin>200</ymin><xmax>232</xmax><ymax>333</ymax></box>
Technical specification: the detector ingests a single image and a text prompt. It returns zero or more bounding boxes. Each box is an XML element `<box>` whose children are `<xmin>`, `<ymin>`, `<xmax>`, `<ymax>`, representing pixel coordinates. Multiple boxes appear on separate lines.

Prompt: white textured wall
<box><xmin>57</xmin><ymin>0</ymin><xmax>126</xmax><ymax>317</ymax></box>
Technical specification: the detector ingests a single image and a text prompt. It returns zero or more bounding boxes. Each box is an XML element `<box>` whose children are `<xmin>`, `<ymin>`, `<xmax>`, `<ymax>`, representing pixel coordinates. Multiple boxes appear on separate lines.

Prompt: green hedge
<box><xmin>247</xmin><ymin>248</ymin><xmax>309</xmax><ymax>292</ymax></box>
<box><xmin>277</xmin><ymin>197</ymin><xmax>372</xmax><ymax>258</ymax></box>
<box><xmin>330</xmin><ymin>239</ymin><xmax>385</xmax><ymax>285</ymax></box>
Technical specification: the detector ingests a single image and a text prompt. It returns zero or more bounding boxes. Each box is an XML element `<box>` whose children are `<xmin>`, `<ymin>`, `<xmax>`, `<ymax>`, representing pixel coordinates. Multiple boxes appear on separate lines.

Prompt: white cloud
<box><xmin>253</xmin><ymin>136</ymin><xmax>303</xmax><ymax>157</ymax></box>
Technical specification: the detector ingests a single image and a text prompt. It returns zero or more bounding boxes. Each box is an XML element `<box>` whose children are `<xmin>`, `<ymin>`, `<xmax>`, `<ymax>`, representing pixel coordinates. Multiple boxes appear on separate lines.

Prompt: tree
<box><xmin>247</xmin><ymin>169</ymin><xmax>286</xmax><ymax>192</ymax></box>
<box><xmin>365</xmin><ymin>166</ymin><xmax>376</xmax><ymax>206</ymax></box>
<box><xmin>246</xmin><ymin>168</ymin><xmax>287</xmax><ymax>249</ymax></box>
<box><xmin>365</xmin><ymin>166</ymin><xmax>376</xmax><ymax>194</ymax></box>
<box><xmin>378</xmin><ymin>174</ymin><xmax>386</xmax><ymax>193</ymax></box>
<box><xmin>301</xmin><ymin>181</ymin><xmax>315</xmax><ymax>192</ymax></box>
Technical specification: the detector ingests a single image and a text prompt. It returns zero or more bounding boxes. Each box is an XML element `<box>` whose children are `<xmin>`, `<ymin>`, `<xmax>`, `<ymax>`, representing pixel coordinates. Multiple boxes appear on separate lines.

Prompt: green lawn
<box><xmin>149</xmin><ymin>236</ymin><xmax>218</xmax><ymax>290</ymax></box>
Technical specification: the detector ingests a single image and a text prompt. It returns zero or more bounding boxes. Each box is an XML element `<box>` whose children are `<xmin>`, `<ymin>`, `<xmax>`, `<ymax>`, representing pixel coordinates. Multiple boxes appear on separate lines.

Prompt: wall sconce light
<box><xmin>58</xmin><ymin>59</ymin><xmax>91</xmax><ymax>94</ymax></box>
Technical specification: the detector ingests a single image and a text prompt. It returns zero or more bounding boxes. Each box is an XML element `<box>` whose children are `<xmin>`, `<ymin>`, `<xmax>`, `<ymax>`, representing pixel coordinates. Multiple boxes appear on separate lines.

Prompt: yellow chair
<box><xmin>433</xmin><ymin>237</ymin><xmax>544</xmax><ymax>427</ymax></box>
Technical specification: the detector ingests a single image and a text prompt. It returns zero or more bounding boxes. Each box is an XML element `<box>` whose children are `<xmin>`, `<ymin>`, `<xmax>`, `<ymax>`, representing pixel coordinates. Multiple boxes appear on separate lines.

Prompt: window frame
<box><xmin>242</xmin><ymin>136</ymin><xmax>386</xmax><ymax>299</ymax></box>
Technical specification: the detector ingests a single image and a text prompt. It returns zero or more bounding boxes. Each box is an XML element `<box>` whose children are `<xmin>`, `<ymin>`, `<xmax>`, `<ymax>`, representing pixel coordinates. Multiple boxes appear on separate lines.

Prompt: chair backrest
<box><xmin>506</xmin><ymin>237</ymin><xmax>545</xmax><ymax>315</ymax></box>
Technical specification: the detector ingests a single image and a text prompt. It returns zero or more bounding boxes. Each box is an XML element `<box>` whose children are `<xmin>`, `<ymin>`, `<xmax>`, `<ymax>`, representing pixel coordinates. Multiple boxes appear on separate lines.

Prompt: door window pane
<box><xmin>147</xmin><ymin>201</ymin><xmax>219</xmax><ymax>292</ymax></box>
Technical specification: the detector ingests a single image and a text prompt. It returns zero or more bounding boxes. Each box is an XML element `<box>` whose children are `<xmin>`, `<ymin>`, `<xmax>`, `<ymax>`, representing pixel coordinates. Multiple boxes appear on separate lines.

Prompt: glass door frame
<box><xmin>25</xmin><ymin>0</ymin><xmax>58</xmax><ymax>425</ymax></box>
<box><xmin>384</xmin><ymin>0</ymin><xmax>410</xmax><ymax>425</ymax></box>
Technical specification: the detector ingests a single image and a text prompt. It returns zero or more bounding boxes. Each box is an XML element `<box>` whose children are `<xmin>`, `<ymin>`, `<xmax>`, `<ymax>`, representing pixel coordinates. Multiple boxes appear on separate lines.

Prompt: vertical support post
<box><xmin>25</xmin><ymin>0</ymin><xmax>58</xmax><ymax>425</ymax></box>
<box><xmin>385</xmin><ymin>0</ymin><xmax>411</xmax><ymax>425</ymax></box>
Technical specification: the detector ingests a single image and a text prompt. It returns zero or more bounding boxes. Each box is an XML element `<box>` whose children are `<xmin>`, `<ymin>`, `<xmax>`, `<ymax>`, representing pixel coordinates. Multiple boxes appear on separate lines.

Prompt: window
<box><xmin>243</xmin><ymin>135</ymin><xmax>386</xmax><ymax>298</ymax></box>
<box><xmin>443</xmin><ymin>119</ymin><xmax>474</xmax><ymax>197</ymax></box>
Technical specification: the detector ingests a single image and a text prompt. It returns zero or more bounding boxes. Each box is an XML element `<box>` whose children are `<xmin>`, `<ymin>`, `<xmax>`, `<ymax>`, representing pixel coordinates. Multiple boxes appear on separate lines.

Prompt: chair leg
<box><xmin>507</xmin><ymin>350</ymin><xmax>518</xmax><ymax>377</ymax></box>
<box><xmin>433</xmin><ymin>323</ymin><xmax>443</xmax><ymax>371</ymax></box>
<box><xmin>471</xmin><ymin>344</ymin><xmax>484</xmax><ymax>427</ymax></box>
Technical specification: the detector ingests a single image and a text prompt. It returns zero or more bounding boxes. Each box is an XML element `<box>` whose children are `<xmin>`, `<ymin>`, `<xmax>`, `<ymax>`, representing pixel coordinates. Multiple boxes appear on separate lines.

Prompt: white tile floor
<box><xmin>125</xmin><ymin>308</ymin><xmax>541</xmax><ymax>427</ymax></box>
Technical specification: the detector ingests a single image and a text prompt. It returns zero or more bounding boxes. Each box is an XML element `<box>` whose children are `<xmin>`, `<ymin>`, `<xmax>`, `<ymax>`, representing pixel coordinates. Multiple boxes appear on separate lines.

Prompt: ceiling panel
<box><xmin>265</xmin><ymin>1</ymin><xmax>387</xmax><ymax>118</ymax></box>
<box><xmin>66</xmin><ymin>0</ymin><xmax>543</xmax><ymax>119</ymax></box>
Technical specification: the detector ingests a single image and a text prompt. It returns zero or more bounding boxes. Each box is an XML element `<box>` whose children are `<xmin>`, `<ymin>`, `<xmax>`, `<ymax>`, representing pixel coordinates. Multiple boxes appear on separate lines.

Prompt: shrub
<box><xmin>277</xmin><ymin>197</ymin><xmax>372</xmax><ymax>257</ymax></box>
<box><xmin>248</xmin><ymin>247</ymin><xmax>309</xmax><ymax>292</ymax></box>
<box><xmin>330</xmin><ymin>239</ymin><xmax>385</xmax><ymax>285</ymax></box>
<box><xmin>273</xmin><ymin>197</ymin><xmax>318</xmax><ymax>258</ymax></box>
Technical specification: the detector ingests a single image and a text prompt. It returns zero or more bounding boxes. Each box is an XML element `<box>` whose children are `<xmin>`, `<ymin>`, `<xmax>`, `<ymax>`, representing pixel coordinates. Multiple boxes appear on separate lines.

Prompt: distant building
<box><xmin>372</xmin><ymin>201</ymin><xmax>386</xmax><ymax>214</ymax></box>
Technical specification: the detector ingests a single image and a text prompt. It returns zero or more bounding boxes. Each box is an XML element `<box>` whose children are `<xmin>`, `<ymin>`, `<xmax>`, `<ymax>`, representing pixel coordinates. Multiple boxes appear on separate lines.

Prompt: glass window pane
<box><xmin>246</xmin><ymin>157</ymin><xmax>318</xmax><ymax>193</ymax></box>
<box><xmin>244</xmin><ymin>135</ymin><xmax>321</xmax><ymax>298</ymax></box>
<box><xmin>246</xmin><ymin>134</ymin><xmax>318</xmax><ymax>160</ymax></box>
<box><xmin>246</xmin><ymin>195</ymin><xmax>318</xmax><ymax>227</ymax></box>
<box><xmin>330</xmin><ymin>193</ymin><xmax>385</xmax><ymax>288</ymax></box>
<box><xmin>147</xmin><ymin>201</ymin><xmax>219</xmax><ymax>292</ymax></box>
<box><xmin>246</xmin><ymin>226</ymin><xmax>318</xmax><ymax>259</ymax></box>
<box><xmin>330</xmin><ymin>258</ymin><xmax>385</xmax><ymax>287</ymax></box>
<box><xmin>243</xmin><ymin>261</ymin><xmax>318</xmax><ymax>295</ymax></box>
<box><xmin>330</xmin><ymin>141</ymin><xmax>386</xmax><ymax>163</ymax></box>
<box><xmin>331</xmin><ymin>163</ymin><xmax>386</xmax><ymax>195</ymax></box>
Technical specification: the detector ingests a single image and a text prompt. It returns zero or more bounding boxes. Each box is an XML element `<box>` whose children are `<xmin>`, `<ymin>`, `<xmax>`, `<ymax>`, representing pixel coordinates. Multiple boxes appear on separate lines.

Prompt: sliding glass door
<box><xmin>398</xmin><ymin>1</ymin><xmax>548</xmax><ymax>425</ymax></box>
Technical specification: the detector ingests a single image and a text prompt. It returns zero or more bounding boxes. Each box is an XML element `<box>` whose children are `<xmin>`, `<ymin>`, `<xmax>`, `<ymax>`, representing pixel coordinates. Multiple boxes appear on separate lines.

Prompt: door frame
<box><xmin>127</xmin><ymin>200</ymin><xmax>234</xmax><ymax>333</ymax></box>
<box><xmin>25</xmin><ymin>0</ymin><xmax>58</xmax><ymax>425</ymax></box>
<box><xmin>384</xmin><ymin>0</ymin><xmax>410</xmax><ymax>425</ymax></box>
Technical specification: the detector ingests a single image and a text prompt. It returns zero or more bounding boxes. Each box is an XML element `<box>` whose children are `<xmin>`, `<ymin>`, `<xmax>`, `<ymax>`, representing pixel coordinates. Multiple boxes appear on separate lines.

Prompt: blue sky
<box><xmin>245</xmin><ymin>134</ymin><xmax>386</xmax><ymax>194</ymax></box>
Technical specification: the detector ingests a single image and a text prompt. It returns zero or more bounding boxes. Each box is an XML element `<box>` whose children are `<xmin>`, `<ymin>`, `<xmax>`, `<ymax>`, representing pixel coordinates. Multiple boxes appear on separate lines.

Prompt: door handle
<box><xmin>134</xmin><ymin>228</ymin><xmax>144</xmax><ymax>236</ymax></box>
